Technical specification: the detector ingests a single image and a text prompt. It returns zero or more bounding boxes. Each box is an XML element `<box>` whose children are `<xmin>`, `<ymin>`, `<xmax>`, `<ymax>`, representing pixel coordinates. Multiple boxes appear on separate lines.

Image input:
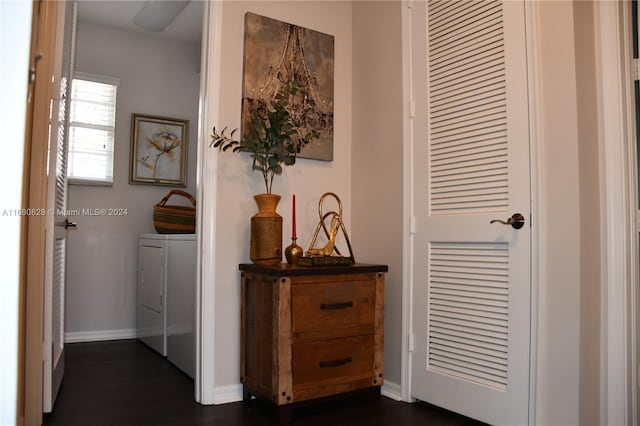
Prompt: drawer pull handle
<box><xmin>319</xmin><ymin>357</ymin><xmax>352</xmax><ymax>368</ymax></box>
<box><xmin>320</xmin><ymin>301</ymin><xmax>353</xmax><ymax>310</ymax></box>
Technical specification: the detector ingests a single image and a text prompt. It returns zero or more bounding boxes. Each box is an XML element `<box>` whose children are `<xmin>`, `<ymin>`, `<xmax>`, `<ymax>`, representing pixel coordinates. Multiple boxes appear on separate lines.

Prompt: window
<box><xmin>67</xmin><ymin>72</ymin><xmax>119</xmax><ymax>185</ymax></box>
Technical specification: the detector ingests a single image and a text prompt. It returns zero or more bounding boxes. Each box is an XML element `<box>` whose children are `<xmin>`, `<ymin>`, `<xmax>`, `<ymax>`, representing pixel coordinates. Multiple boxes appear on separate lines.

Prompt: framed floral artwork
<box><xmin>129</xmin><ymin>114</ymin><xmax>188</xmax><ymax>186</ymax></box>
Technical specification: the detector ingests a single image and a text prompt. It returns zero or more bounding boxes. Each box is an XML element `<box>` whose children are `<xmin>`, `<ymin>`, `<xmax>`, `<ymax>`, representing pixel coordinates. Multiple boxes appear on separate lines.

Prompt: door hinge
<box><xmin>410</xmin><ymin>215</ymin><xmax>416</xmax><ymax>235</ymax></box>
<box><xmin>408</xmin><ymin>332</ymin><xmax>415</xmax><ymax>352</ymax></box>
<box><xmin>409</xmin><ymin>99</ymin><xmax>415</xmax><ymax>119</ymax></box>
<box><xmin>635</xmin><ymin>58</ymin><xmax>639</xmax><ymax>82</ymax></box>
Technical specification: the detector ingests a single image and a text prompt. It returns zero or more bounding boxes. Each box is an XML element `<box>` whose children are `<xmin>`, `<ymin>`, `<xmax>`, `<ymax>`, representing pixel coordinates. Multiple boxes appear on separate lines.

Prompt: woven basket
<box><xmin>153</xmin><ymin>190</ymin><xmax>196</xmax><ymax>234</ymax></box>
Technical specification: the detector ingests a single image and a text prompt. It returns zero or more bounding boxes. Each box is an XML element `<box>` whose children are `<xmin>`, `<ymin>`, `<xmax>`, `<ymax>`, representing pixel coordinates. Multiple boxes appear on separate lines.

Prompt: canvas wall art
<box><xmin>242</xmin><ymin>12</ymin><xmax>335</xmax><ymax>161</ymax></box>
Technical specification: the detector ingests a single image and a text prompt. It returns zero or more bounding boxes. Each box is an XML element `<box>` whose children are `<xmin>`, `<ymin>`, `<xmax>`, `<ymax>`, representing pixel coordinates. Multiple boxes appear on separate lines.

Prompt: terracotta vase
<box><xmin>250</xmin><ymin>194</ymin><xmax>282</xmax><ymax>265</ymax></box>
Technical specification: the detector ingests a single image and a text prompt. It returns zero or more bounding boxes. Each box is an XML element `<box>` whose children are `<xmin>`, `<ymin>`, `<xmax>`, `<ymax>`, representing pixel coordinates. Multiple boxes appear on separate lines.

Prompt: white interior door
<box><xmin>410</xmin><ymin>1</ymin><xmax>531</xmax><ymax>424</ymax></box>
<box><xmin>43</xmin><ymin>1</ymin><xmax>76</xmax><ymax>413</ymax></box>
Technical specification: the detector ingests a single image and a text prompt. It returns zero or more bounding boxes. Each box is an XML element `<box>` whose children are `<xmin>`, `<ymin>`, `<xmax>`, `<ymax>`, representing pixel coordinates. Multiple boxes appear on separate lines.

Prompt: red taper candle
<box><xmin>292</xmin><ymin>194</ymin><xmax>297</xmax><ymax>239</ymax></box>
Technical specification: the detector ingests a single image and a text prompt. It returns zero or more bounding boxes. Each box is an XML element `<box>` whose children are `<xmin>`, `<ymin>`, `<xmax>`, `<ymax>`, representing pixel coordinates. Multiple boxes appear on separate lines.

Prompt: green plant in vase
<box><xmin>210</xmin><ymin>82</ymin><xmax>319</xmax><ymax>265</ymax></box>
<box><xmin>210</xmin><ymin>82</ymin><xmax>319</xmax><ymax>194</ymax></box>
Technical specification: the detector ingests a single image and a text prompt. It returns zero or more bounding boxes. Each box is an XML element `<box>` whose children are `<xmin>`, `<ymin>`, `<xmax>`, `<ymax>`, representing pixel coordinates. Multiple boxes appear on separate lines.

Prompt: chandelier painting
<box><xmin>242</xmin><ymin>13</ymin><xmax>335</xmax><ymax>161</ymax></box>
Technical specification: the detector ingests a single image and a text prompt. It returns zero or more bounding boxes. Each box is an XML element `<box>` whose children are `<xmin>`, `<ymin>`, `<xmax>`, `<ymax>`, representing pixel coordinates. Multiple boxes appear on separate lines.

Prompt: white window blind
<box><xmin>68</xmin><ymin>72</ymin><xmax>119</xmax><ymax>185</ymax></box>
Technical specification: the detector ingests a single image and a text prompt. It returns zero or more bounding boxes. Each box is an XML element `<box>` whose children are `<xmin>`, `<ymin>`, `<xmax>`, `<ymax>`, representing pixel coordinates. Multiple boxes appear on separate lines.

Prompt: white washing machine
<box><xmin>137</xmin><ymin>233</ymin><xmax>195</xmax><ymax>378</ymax></box>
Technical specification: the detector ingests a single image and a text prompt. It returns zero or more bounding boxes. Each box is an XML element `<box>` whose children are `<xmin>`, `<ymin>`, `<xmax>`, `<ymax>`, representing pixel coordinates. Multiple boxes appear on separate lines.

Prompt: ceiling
<box><xmin>77</xmin><ymin>0</ymin><xmax>203</xmax><ymax>45</ymax></box>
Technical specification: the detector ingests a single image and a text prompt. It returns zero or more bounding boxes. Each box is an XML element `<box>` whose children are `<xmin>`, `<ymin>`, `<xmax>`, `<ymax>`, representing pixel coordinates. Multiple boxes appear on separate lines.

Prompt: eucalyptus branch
<box><xmin>210</xmin><ymin>82</ymin><xmax>320</xmax><ymax>195</ymax></box>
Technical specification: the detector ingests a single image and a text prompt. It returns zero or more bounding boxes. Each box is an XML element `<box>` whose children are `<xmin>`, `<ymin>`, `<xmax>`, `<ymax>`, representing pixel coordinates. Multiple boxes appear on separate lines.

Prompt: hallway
<box><xmin>44</xmin><ymin>340</ymin><xmax>483</xmax><ymax>426</ymax></box>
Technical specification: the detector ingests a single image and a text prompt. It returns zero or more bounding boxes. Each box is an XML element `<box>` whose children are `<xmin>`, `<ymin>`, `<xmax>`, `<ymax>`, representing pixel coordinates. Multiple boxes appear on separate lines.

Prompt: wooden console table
<box><xmin>239</xmin><ymin>263</ymin><xmax>387</xmax><ymax>422</ymax></box>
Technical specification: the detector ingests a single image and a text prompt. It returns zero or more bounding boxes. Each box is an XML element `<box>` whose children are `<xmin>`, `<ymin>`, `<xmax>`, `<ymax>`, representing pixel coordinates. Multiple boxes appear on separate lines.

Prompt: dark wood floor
<box><xmin>44</xmin><ymin>339</ymin><xmax>484</xmax><ymax>426</ymax></box>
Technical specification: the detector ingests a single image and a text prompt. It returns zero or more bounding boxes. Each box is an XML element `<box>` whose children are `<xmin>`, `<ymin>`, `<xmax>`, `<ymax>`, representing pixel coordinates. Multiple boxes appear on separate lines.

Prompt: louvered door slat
<box><xmin>432</xmin><ymin>178</ymin><xmax>507</xmax><ymax>192</ymax></box>
<box><xmin>431</xmin><ymin>62</ymin><xmax>504</xmax><ymax>95</ymax></box>
<box><xmin>432</xmin><ymin>160</ymin><xmax>506</xmax><ymax>177</ymax></box>
<box><xmin>431</xmin><ymin>31</ymin><xmax>502</xmax><ymax>67</ymax></box>
<box><xmin>431</xmin><ymin>48</ymin><xmax>504</xmax><ymax>81</ymax></box>
<box><xmin>432</xmin><ymin>257</ymin><xmax>509</xmax><ymax>268</ymax></box>
<box><xmin>430</xmin><ymin>337</ymin><xmax>507</xmax><ymax>360</ymax></box>
<box><xmin>430</xmin><ymin>335</ymin><xmax>507</xmax><ymax>356</ymax></box>
<box><xmin>431</xmin><ymin>343</ymin><xmax>507</xmax><ymax>367</ymax></box>
<box><xmin>431</xmin><ymin>282</ymin><xmax>509</xmax><ymax>296</ymax></box>
<box><xmin>429</xmin><ymin>0</ymin><xmax>483</xmax><ymax>27</ymax></box>
<box><xmin>431</xmin><ymin>264</ymin><xmax>508</xmax><ymax>278</ymax></box>
<box><xmin>431</xmin><ymin>299</ymin><xmax>507</xmax><ymax>316</ymax></box>
<box><xmin>430</xmin><ymin>76</ymin><xmax>504</xmax><ymax>105</ymax></box>
<box><xmin>429</xmin><ymin>2</ymin><xmax>502</xmax><ymax>47</ymax></box>
<box><xmin>430</xmin><ymin>245</ymin><xmax>509</xmax><ymax>255</ymax></box>
<box><xmin>431</xmin><ymin>105</ymin><xmax>506</xmax><ymax>132</ymax></box>
<box><xmin>431</xmin><ymin>112</ymin><xmax>507</xmax><ymax>138</ymax></box>
<box><xmin>432</xmin><ymin>139</ymin><xmax>506</xmax><ymax>159</ymax></box>
<box><xmin>431</xmin><ymin>350</ymin><xmax>508</xmax><ymax>375</ymax></box>
<box><xmin>431</xmin><ymin>169</ymin><xmax>507</xmax><ymax>186</ymax></box>
<box><xmin>432</xmin><ymin>149</ymin><xmax>507</xmax><ymax>171</ymax></box>
<box><xmin>430</xmin><ymin>325</ymin><xmax>507</xmax><ymax>349</ymax></box>
<box><xmin>431</xmin><ymin>278</ymin><xmax>509</xmax><ymax>291</ymax></box>
<box><xmin>428</xmin><ymin>0</ymin><xmax>459</xmax><ymax>19</ymax></box>
<box><xmin>432</xmin><ymin>161</ymin><xmax>507</xmax><ymax>180</ymax></box>
<box><xmin>430</xmin><ymin>307</ymin><xmax>507</xmax><ymax>327</ymax></box>
<box><xmin>430</xmin><ymin>14</ymin><xmax>503</xmax><ymax>57</ymax></box>
<box><xmin>431</xmin><ymin>125</ymin><xmax>506</xmax><ymax>149</ymax></box>
<box><xmin>428</xmin><ymin>0</ymin><xmax>472</xmax><ymax>26</ymax></box>
<box><xmin>431</xmin><ymin>315</ymin><xmax>508</xmax><ymax>336</ymax></box>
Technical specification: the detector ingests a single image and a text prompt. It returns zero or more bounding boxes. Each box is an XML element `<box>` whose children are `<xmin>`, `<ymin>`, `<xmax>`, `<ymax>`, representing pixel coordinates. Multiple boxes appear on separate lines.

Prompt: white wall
<box><xmin>65</xmin><ymin>21</ymin><xmax>201</xmax><ymax>338</ymax></box>
<box><xmin>0</xmin><ymin>2</ymin><xmax>32</xmax><ymax>423</ymax></box>
<box><xmin>211</xmin><ymin>0</ymin><xmax>353</xmax><ymax>392</ymax></box>
<box><xmin>535</xmin><ymin>2</ymin><xmax>582</xmax><ymax>424</ymax></box>
<box><xmin>351</xmin><ymin>1</ymin><xmax>404</xmax><ymax>391</ymax></box>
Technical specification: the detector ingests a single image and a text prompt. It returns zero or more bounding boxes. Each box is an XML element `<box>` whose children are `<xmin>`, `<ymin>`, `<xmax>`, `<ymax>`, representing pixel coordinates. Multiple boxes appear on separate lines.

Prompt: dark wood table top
<box><xmin>239</xmin><ymin>262</ymin><xmax>388</xmax><ymax>276</ymax></box>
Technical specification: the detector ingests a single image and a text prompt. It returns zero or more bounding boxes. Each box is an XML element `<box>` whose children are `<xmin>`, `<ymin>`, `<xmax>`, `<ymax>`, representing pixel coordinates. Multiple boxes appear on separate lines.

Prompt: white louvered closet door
<box><xmin>410</xmin><ymin>1</ymin><xmax>531</xmax><ymax>425</ymax></box>
<box><xmin>43</xmin><ymin>1</ymin><xmax>76</xmax><ymax>413</ymax></box>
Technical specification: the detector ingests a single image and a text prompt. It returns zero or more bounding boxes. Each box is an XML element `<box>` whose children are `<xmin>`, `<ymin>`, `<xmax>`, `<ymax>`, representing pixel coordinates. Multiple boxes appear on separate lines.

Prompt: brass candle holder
<box><xmin>285</xmin><ymin>238</ymin><xmax>304</xmax><ymax>265</ymax></box>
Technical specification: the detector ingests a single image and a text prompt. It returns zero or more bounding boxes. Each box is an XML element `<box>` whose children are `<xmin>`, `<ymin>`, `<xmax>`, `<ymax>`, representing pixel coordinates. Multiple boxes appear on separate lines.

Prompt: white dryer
<box><xmin>137</xmin><ymin>233</ymin><xmax>195</xmax><ymax>378</ymax></box>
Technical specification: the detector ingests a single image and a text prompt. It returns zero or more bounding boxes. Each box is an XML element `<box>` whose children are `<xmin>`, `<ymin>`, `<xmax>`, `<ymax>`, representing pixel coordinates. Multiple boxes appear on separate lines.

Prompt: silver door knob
<box><xmin>490</xmin><ymin>213</ymin><xmax>525</xmax><ymax>229</ymax></box>
<box><xmin>64</xmin><ymin>219</ymin><xmax>77</xmax><ymax>229</ymax></box>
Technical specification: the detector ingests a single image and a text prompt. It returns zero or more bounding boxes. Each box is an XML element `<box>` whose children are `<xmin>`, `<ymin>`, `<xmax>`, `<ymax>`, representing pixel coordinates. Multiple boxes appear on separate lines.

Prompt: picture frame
<box><xmin>129</xmin><ymin>114</ymin><xmax>188</xmax><ymax>186</ymax></box>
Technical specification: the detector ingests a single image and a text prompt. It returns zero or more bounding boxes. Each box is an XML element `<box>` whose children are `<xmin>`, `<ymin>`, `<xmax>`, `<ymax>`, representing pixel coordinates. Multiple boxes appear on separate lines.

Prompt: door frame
<box><xmin>593</xmin><ymin>2</ymin><xmax>638</xmax><ymax>424</ymax></box>
<box><xmin>399</xmin><ymin>1</ymin><xmax>542</xmax><ymax>422</ymax></box>
<box><xmin>195</xmin><ymin>0</ymin><xmax>221</xmax><ymax>405</ymax></box>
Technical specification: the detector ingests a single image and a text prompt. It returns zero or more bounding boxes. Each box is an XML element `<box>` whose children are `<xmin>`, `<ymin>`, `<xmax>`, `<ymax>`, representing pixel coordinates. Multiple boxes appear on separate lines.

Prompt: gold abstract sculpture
<box><xmin>304</xmin><ymin>192</ymin><xmax>355</xmax><ymax>264</ymax></box>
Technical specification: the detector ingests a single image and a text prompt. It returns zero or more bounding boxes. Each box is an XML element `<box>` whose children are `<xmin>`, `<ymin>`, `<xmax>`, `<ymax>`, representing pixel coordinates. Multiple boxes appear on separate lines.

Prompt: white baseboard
<box><xmin>64</xmin><ymin>328</ymin><xmax>137</xmax><ymax>343</ymax></box>
<box><xmin>213</xmin><ymin>384</ymin><xmax>244</xmax><ymax>405</ymax></box>
<box><xmin>381</xmin><ymin>380</ymin><xmax>402</xmax><ymax>401</ymax></box>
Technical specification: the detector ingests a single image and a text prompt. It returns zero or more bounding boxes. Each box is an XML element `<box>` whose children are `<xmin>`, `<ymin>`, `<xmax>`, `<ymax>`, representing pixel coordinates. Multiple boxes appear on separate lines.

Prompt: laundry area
<box><xmin>62</xmin><ymin>0</ymin><xmax>202</xmax><ymax>398</ymax></box>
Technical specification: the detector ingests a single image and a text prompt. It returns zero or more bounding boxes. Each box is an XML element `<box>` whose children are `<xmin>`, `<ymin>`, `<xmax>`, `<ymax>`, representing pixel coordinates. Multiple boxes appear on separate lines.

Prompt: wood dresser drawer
<box><xmin>291</xmin><ymin>279</ymin><xmax>375</xmax><ymax>342</ymax></box>
<box><xmin>292</xmin><ymin>335</ymin><xmax>374</xmax><ymax>391</ymax></box>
